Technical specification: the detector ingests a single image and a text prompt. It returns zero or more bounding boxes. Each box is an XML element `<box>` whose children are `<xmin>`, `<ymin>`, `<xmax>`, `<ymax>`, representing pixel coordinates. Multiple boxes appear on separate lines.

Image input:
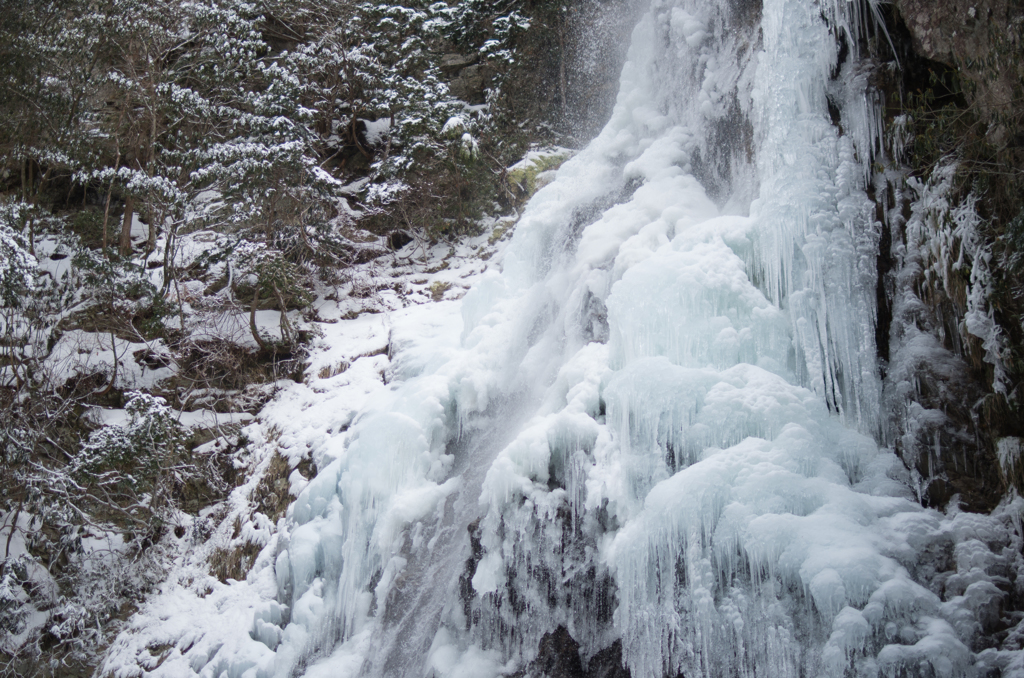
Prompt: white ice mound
<box><xmin>603</xmin><ymin>363</ymin><xmax>918</xmax><ymax>677</ymax></box>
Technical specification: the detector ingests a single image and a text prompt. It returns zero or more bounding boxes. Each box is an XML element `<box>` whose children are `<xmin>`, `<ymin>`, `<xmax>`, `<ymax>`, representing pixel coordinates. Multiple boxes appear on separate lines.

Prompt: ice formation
<box><xmin>104</xmin><ymin>0</ymin><xmax>1024</xmax><ymax>677</ymax></box>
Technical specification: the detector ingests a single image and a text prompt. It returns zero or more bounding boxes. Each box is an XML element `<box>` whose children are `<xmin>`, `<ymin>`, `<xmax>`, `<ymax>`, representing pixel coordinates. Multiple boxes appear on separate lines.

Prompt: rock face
<box><xmin>437</xmin><ymin>1</ymin><xmax>643</xmax><ymax>137</ymax></box>
<box><xmin>525</xmin><ymin>628</ymin><xmax>630</xmax><ymax>678</ymax></box>
<box><xmin>881</xmin><ymin>0</ymin><xmax>1024</xmax><ymax>513</ymax></box>
<box><xmin>530</xmin><ymin>627</ymin><xmax>586</xmax><ymax>678</ymax></box>
<box><xmin>894</xmin><ymin>0</ymin><xmax>1022</xmax><ymax>140</ymax></box>
<box><xmin>896</xmin><ymin>0</ymin><xmax>1010</xmax><ymax>63</ymax></box>
<box><xmin>442</xmin><ymin>53</ymin><xmax>494</xmax><ymax>104</ymax></box>
<box><xmin>491</xmin><ymin>0</ymin><xmax>644</xmax><ymax>144</ymax></box>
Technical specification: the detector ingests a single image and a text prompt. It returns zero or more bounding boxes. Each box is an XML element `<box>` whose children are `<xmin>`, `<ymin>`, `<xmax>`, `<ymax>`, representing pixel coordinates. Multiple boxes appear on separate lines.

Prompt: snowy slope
<box><xmin>101</xmin><ymin>210</ymin><xmax>521</xmax><ymax>678</ymax></box>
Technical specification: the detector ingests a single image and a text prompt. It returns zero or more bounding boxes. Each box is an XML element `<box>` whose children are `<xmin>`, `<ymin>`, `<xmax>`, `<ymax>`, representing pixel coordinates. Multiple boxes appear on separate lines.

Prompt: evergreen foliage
<box><xmin>0</xmin><ymin>0</ymin><xmax>583</xmax><ymax>669</ymax></box>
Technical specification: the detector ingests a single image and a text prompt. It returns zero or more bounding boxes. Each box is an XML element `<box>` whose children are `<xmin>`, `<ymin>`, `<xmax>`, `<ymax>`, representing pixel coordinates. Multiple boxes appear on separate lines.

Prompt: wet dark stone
<box><xmin>529</xmin><ymin>629</ymin><xmax>631</xmax><ymax>678</ymax></box>
<box><xmin>387</xmin><ymin>230</ymin><xmax>413</xmax><ymax>251</ymax></box>
<box><xmin>532</xmin><ymin>627</ymin><xmax>585</xmax><ymax>678</ymax></box>
<box><xmin>586</xmin><ymin>641</ymin><xmax>630</xmax><ymax>678</ymax></box>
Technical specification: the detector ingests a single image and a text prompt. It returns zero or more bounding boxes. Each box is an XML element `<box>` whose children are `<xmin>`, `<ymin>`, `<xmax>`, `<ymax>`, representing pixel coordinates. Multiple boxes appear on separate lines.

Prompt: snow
<box><xmin>505</xmin><ymin>146</ymin><xmax>574</xmax><ymax>174</ymax></box>
<box><xmin>101</xmin><ymin>199</ymin><xmax>511</xmax><ymax>678</ymax></box>
<box><xmin>44</xmin><ymin>330</ymin><xmax>177</xmax><ymax>391</ymax></box>
<box><xmin>185</xmin><ymin>309</ymin><xmax>295</xmax><ymax>348</ymax></box>
<box><xmin>35</xmin><ymin>235</ymin><xmax>74</xmax><ymax>282</ymax></box>
<box><xmin>129</xmin><ymin>212</ymin><xmax>148</xmax><ymax>242</ymax></box>
<box><xmin>441</xmin><ymin>115</ymin><xmax>465</xmax><ymax>136</ymax></box>
<box><xmin>0</xmin><ymin>512</ymin><xmax>58</xmax><ymax>654</ymax></box>
<box><xmin>102</xmin><ymin>0</ymin><xmax>1024</xmax><ymax>677</ymax></box>
<box><xmin>361</xmin><ymin>118</ymin><xmax>392</xmax><ymax>146</ymax></box>
<box><xmin>86</xmin><ymin>406</ymin><xmax>253</xmax><ymax>431</ymax></box>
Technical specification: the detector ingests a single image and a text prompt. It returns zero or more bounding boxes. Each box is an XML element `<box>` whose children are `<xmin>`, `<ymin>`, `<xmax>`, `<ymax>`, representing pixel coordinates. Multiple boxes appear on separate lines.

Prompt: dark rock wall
<box><xmin>873</xmin><ymin>0</ymin><xmax>1024</xmax><ymax>511</ymax></box>
<box><xmin>895</xmin><ymin>0</ymin><xmax>1022</xmax><ymax>141</ymax></box>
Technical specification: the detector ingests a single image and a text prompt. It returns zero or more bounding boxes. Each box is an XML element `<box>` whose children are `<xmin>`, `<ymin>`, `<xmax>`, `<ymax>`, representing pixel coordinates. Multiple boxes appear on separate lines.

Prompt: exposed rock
<box><xmin>440</xmin><ymin>53</ymin><xmax>478</xmax><ymax>71</ymax></box>
<box><xmin>894</xmin><ymin>0</ymin><xmax>1023</xmax><ymax>138</ymax></box>
<box><xmin>585</xmin><ymin>641</ymin><xmax>630</xmax><ymax>678</ymax></box>
<box><xmin>894</xmin><ymin>0</ymin><xmax>1017</xmax><ymax>67</ymax></box>
<box><xmin>386</xmin><ymin>230</ymin><xmax>414</xmax><ymax>251</ymax></box>
<box><xmin>531</xmin><ymin>627</ymin><xmax>585</xmax><ymax>678</ymax></box>
<box><xmin>490</xmin><ymin>0</ymin><xmax>644</xmax><ymax>144</ymax></box>
<box><xmin>448</xmin><ymin>63</ymin><xmax>494</xmax><ymax>104</ymax></box>
<box><xmin>525</xmin><ymin>629</ymin><xmax>630</xmax><ymax>678</ymax></box>
<box><xmin>506</xmin><ymin>148</ymin><xmax>575</xmax><ymax>203</ymax></box>
<box><xmin>883</xmin><ymin>0</ymin><xmax>1024</xmax><ymax>511</ymax></box>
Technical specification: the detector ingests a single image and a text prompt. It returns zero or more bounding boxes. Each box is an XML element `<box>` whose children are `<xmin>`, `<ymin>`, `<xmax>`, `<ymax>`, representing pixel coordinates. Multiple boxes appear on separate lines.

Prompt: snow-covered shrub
<box><xmin>0</xmin><ymin>201</ymin><xmax>41</xmax><ymax>392</ymax></box>
<box><xmin>69</xmin><ymin>245</ymin><xmax>172</xmax><ymax>339</ymax></box>
<box><xmin>0</xmin><ymin>202</ymin><xmax>36</xmax><ymax>309</ymax></box>
<box><xmin>72</xmin><ymin>393</ymin><xmax>190</xmax><ymax>526</ymax></box>
<box><xmin>0</xmin><ymin>556</ymin><xmax>30</xmax><ymax>638</ymax></box>
<box><xmin>233</xmin><ymin>241</ymin><xmax>312</xmax><ymax>348</ymax></box>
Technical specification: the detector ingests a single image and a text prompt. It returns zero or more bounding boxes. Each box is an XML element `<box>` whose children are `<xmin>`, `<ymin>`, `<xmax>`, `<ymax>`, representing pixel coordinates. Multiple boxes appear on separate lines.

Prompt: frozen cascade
<box><xmin>153</xmin><ymin>1</ymin><xmax>1024</xmax><ymax>677</ymax></box>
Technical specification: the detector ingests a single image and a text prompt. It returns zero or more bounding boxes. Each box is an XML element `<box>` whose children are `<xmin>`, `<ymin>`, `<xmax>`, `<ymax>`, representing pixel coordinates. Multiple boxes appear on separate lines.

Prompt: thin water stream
<box><xmin>363</xmin><ymin>399</ymin><xmax>531</xmax><ymax>678</ymax></box>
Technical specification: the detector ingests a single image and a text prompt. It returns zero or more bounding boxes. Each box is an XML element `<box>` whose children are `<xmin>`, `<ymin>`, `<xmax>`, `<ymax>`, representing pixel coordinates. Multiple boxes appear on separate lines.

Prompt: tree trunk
<box><xmin>4</xmin><ymin>500</ymin><xmax>23</xmax><ymax>560</ymax></box>
<box><xmin>146</xmin><ymin>210</ymin><xmax>159</xmax><ymax>257</ymax></box>
<box><xmin>93</xmin><ymin>331</ymin><xmax>119</xmax><ymax>397</ymax></box>
<box><xmin>273</xmin><ymin>282</ymin><xmax>294</xmax><ymax>346</ymax></box>
<box><xmin>119</xmin><ymin>195</ymin><xmax>135</xmax><ymax>256</ymax></box>
<box><xmin>250</xmin><ymin>287</ymin><xmax>268</xmax><ymax>351</ymax></box>
<box><xmin>161</xmin><ymin>219</ymin><xmax>177</xmax><ymax>295</ymax></box>
<box><xmin>103</xmin><ymin>150</ymin><xmax>121</xmax><ymax>257</ymax></box>
<box><xmin>558</xmin><ymin>19</ymin><xmax>568</xmax><ymax>117</ymax></box>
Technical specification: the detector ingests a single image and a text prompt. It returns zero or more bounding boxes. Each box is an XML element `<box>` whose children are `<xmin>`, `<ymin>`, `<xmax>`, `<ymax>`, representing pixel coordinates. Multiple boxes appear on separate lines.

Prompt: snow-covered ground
<box><xmin>99</xmin><ymin>197</ymin><xmax>525</xmax><ymax>678</ymax></box>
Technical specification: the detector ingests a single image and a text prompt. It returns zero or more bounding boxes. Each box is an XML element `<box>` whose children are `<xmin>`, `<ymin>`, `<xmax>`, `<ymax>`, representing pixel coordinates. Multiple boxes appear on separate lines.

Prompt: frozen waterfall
<box><xmin>156</xmin><ymin>1</ymin><xmax>1024</xmax><ymax>677</ymax></box>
